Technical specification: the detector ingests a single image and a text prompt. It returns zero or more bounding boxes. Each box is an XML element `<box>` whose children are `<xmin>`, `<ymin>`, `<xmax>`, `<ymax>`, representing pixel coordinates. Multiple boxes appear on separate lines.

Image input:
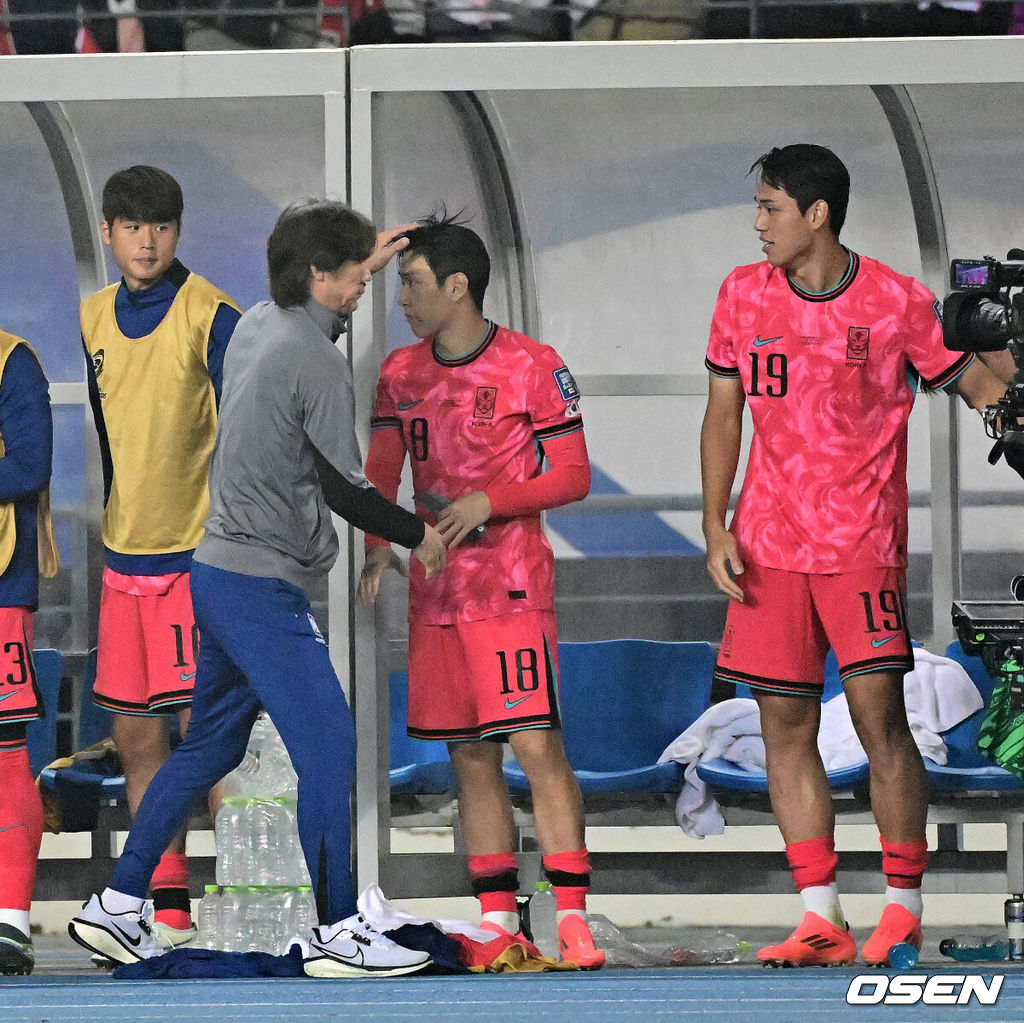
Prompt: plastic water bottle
<box><xmin>196</xmin><ymin>884</ymin><xmax>221</xmax><ymax>950</ymax></box>
<box><xmin>260</xmin><ymin>727</ymin><xmax>298</xmax><ymax>799</ymax></box>
<box><xmin>585</xmin><ymin>913</ymin><xmax>663</xmax><ymax>967</ymax></box>
<box><xmin>220</xmin><ymin>750</ymin><xmax>261</xmax><ymax>800</ymax></box>
<box><xmin>888</xmin><ymin>942</ymin><xmax>919</xmax><ymax>970</ymax></box>
<box><xmin>241</xmin><ymin>886</ymin><xmax>270</xmax><ymax>952</ymax></box>
<box><xmin>269</xmin><ymin>799</ymin><xmax>310</xmax><ymax>885</ymax></box>
<box><xmin>668</xmin><ymin>929</ymin><xmax>752</xmax><ymax>965</ymax></box>
<box><xmin>240</xmin><ymin>798</ymin><xmax>276</xmax><ymax>885</ymax></box>
<box><xmin>215</xmin><ymin>798</ymin><xmax>247</xmax><ymax>885</ymax></box>
<box><xmin>1005</xmin><ymin>894</ymin><xmax>1024</xmax><ymax>960</ymax></box>
<box><xmin>218</xmin><ymin>886</ymin><xmax>245</xmax><ymax>952</ymax></box>
<box><xmin>939</xmin><ymin>935</ymin><xmax>1009</xmax><ymax>962</ymax></box>
<box><xmin>527</xmin><ymin>881</ymin><xmax>558</xmax><ymax>958</ymax></box>
<box><xmin>291</xmin><ymin>886</ymin><xmax>317</xmax><ymax>936</ymax></box>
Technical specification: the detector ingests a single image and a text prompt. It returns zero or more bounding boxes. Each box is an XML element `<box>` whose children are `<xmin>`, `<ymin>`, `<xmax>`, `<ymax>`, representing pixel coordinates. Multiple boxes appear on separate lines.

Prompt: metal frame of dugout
<box><xmin>3</xmin><ymin>38</ymin><xmax>1024</xmax><ymax>905</ymax></box>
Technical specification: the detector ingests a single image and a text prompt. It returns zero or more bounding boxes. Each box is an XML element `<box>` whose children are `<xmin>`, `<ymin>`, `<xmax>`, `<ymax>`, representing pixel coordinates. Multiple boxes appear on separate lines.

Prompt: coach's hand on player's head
<box><xmin>367</xmin><ymin>222</ymin><xmax>418</xmax><ymax>275</ymax></box>
<box><xmin>436</xmin><ymin>492</ymin><xmax>490</xmax><ymax>550</ymax></box>
<box><xmin>356</xmin><ymin>545</ymin><xmax>408</xmax><ymax>604</ymax></box>
<box><xmin>412</xmin><ymin>523</ymin><xmax>447</xmax><ymax>579</ymax></box>
<box><xmin>705</xmin><ymin>525</ymin><xmax>745</xmax><ymax>602</ymax></box>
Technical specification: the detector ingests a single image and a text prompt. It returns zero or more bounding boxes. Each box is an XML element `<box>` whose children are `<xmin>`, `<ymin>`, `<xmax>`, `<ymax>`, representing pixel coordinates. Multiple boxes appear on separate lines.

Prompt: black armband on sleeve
<box><xmin>312</xmin><ymin>446</ymin><xmax>425</xmax><ymax>550</ymax></box>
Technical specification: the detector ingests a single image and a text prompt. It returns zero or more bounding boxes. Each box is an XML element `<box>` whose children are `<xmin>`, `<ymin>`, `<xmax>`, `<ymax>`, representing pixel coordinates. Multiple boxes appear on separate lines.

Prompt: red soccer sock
<box><xmin>880</xmin><ymin>837</ymin><xmax>928</xmax><ymax>889</ymax></box>
<box><xmin>0</xmin><ymin>748</ymin><xmax>44</xmax><ymax>911</ymax></box>
<box><xmin>785</xmin><ymin>835</ymin><xmax>838</xmax><ymax>891</ymax></box>
<box><xmin>543</xmin><ymin>847</ymin><xmax>591</xmax><ymax>914</ymax></box>
<box><xmin>468</xmin><ymin>852</ymin><xmax>519</xmax><ymax>917</ymax></box>
<box><xmin>151</xmin><ymin>852</ymin><xmax>191</xmax><ymax>929</ymax></box>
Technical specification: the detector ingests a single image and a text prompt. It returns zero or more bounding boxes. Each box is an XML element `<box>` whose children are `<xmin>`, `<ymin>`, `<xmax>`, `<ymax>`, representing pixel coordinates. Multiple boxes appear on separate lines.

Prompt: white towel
<box><xmin>659</xmin><ymin>646</ymin><xmax>984</xmax><ymax>838</ymax></box>
<box><xmin>358</xmin><ymin>882</ymin><xmax>499</xmax><ymax>941</ymax></box>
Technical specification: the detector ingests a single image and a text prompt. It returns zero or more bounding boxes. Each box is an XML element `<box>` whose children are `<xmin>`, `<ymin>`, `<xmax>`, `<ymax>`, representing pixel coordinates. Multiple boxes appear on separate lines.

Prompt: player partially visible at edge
<box><xmin>0</xmin><ymin>327</ymin><xmax>58</xmax><ymax>975</ymax></box>
<box><xmin>700</xmin><ymin>144</ymin><xmax>1009</xmax><ymax>968</ymax></box>
<box><xmin>358</xmin><ymin>211</ymin><xmax>605</xmax><ymax>968</ymax></box>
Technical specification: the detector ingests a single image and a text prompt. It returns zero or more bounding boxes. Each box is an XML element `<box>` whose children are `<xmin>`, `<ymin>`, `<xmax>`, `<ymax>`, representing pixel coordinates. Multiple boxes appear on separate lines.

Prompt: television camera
<box><xmin>943</xmin><ymin>250</ymin><xmax>1024</xmax><ymax>476</ymax></box>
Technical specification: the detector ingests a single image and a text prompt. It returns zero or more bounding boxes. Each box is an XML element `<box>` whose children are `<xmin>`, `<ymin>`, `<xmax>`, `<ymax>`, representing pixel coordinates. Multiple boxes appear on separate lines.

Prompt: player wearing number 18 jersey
<box><xmin>701</xmin><ymin>145</ymin><xmax>1009</xmax><ymax>968</ymax></box>
<box><xmin>359</xmin><ymin>212</ymin><xmax>604</xmax><ymax>968</ymax></box>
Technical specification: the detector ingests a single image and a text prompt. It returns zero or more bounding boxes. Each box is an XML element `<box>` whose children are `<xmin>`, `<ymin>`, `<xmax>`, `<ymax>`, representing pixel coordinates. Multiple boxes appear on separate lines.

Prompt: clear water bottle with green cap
<box><xmin>526</xmin><ymin>881</ymin><xmax>559</xmax><ymax>958</ymax></box>
<box><xmin>669</xmin><ymin>929</ymin><xmax>752</xmax><ymax>965</ymax></box>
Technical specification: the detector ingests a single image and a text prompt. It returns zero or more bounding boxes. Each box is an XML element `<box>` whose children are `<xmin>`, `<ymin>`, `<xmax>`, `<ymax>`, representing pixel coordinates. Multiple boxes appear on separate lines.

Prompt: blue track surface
<box><xmin>5</xmin><ymin>967</ymin><xmax>1024</xmax><ymax>1023</ymax></box>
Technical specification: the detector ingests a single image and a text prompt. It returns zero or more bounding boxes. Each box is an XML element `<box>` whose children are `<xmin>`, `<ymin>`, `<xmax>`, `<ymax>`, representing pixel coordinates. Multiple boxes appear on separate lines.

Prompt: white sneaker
<box><xmin>69</xmin><ymin>893</ymin><xmax>165</xmax><ymax>965</ymax></box>
<box><xmin>90</xmin><ymin>903</ymin><xmax>197</xmax><ymax>967</ymax></box>
<box><xmin>152</xmin><ymin>920</ymin><xmax>199</xmax><ymax>949</ymax></box>
<box><xmin>303</xmin><ymin>912</ymin><xmax>432</xmax><ymax>978</ymax></box>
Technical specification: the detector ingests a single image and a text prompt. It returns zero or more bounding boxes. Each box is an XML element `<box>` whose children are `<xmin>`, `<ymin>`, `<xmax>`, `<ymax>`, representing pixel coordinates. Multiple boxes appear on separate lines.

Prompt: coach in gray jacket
<box><xmin>70</xmin><ymin>200</ymin><xmax>446</xmax><ymax>980</ymax></box>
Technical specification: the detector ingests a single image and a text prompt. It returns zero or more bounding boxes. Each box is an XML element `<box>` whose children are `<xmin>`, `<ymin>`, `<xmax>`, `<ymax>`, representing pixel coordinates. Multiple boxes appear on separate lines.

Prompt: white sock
<box><xmin>0</xmin><ymin>908</ymin><xmax>31</xmax><ymax>935</ymax></box>
<box><xmin>799</xmin><ymin>884</ymin><xmax>845</xmax><ymax>928</ymax></box>
<box><xmin>481</xmin><ymin>910</ymin><xmax>519</xmax><ymax>933</ymax></box>
<box><xmin>100</xmin><ymin>888</ymin><xmax>145</xmax><ymax>915</ymax></box>
<box><xmin>885</xmin><ymin>886</ymin><xmax>923</xmax><ymax>919</ymax></box>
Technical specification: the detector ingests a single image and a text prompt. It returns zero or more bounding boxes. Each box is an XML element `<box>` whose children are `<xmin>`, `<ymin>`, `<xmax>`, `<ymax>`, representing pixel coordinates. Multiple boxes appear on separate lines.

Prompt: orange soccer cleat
<box><xmin>861</xmin><ymin>903</ymin><xmax>923</xmax><ymax>966</ymax></box>
<box><xmin>558</xmin><ymin>913</ymin><xmax>606</xmax><ymax>970</ymax></box>
<box><xmin>757</xmin><ymin>911</ymin><xmax>857</xmax><ymax>967</ymax></box>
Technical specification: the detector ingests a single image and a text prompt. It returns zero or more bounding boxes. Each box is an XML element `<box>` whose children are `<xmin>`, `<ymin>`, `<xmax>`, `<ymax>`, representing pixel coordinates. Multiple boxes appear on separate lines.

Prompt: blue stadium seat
<box><xmin>926</xmin><ymin>641</ymin><xmax>1024</xmax><ymax>793</ymax></box>
<box><xmin>696</xmin><ymin>649</ymin><xmax>870</xmax><ymax>794</ymax></box>
<box><xmin>77</xmin><ymin>647</ymin><xmax>113</xmax><ymax>750</ymax></box>
<box><xmin>25</xmin><ymin>648</ymin><xmax>64</xmax><ymax>777</ymax></box>
<box><xmin>389</xmin><ymin>670</ymin><xmax>454</xmax><ymax>795</ymax></box>
<box><xmin>37</xmin><ymin>648</ymin><xmax>126</xmax><ymax>830</ymax></box>
<box><xmin>503</xmin><ymin>639</ymin><xmax>716</xmax><ymax>794</ymax></box>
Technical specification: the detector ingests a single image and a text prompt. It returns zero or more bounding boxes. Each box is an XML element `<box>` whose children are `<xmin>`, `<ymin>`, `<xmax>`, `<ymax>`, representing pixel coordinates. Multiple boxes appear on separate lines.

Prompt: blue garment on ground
<box><xmin>384</xmin><ymin>923</ymin><xmax>470</xmax><ymax>974</ymax></box>
<box><xmin>111</xmin><ymin>561</ymin><xmax>358</xmax><ymax>922</ymax></box>
<box><xmin>113</xmin><ymin>944</ymin><xmax>305</xmax><ymax>979</ymax></box>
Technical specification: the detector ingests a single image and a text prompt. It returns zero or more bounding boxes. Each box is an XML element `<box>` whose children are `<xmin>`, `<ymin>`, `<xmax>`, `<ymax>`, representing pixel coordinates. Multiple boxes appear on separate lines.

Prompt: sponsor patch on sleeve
<box><xmin>553</xmin><ymin>366</ymin><xmax>580</xmax><ymax>402</ymax></box>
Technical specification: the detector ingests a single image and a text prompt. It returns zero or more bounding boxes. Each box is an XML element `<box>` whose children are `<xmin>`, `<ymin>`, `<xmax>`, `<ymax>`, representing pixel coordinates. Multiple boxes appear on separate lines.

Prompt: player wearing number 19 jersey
<box><xmin>360</xmin><ymin>213</ymin><xmax>603</xmax><ymax>968</ymax></box>
<box><xmin>700</xmin><ymin>145</ymin><xmax>1009</xmax><ymax>969</ymax></box>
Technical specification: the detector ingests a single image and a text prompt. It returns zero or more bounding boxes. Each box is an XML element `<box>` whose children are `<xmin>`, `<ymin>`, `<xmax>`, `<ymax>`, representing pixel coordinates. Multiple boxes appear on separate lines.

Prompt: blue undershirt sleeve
<box><xmin>206</xmin><ymin>303</ymin><xmax>242</xmax><ymax>406</ymax></box>
<box><xmin>0</xmin><ymin>345</ymin><xmax>52</xmax><ymax>501</ymax></box>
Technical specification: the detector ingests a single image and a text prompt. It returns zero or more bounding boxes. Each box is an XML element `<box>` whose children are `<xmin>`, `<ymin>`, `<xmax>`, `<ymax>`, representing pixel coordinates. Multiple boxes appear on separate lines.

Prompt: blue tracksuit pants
<box><xmin>111</xmin><ymin>561</ymin><xmax>358</xmax><ymax>923</ymax></box>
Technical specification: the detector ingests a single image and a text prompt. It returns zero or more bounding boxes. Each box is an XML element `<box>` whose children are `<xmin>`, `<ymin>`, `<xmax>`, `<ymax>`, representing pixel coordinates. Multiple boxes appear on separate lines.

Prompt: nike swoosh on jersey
<box><xmin>398</xmin><ymin>399</ymin><xmax>424</xmax><ymax>410</ymax></box>
<box><xmin>504</xmin><ymin>694</ymin><xmax>534</xmax><ymax>710</ymax></box>
<box><xmin>752</xmin><ymin>335</ymin><xmax>783</xmax><ymax>347</ymax></box>
<box><xmin>0</xmin><ymin>823</ymin><xmax>25</xmax><ymax>834</ymax></box>
<box><xmin>180</xmin><ymin>671</ymin><xmax>196</xmax><ymax>682</ymax></box>
<box><xmin>870</xmin><ymin>635</ymin><xmax>897</xmax><ymax>647</ymax></box>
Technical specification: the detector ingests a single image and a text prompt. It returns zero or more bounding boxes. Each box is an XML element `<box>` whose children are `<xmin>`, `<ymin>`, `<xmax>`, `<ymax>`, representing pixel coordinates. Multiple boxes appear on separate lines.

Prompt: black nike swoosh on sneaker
<box><xmin>112</xmin><ymin>923</ymin><xmax>142</xmax><ymax>947</ymax></box>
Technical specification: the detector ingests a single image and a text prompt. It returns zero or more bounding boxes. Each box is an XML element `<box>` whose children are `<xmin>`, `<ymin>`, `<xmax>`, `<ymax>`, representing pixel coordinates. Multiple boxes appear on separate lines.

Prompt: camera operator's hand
<box><xmin>952</xmin><ymin>359</ymin><xmax>1015</xmax><ymax>415</ymax></box>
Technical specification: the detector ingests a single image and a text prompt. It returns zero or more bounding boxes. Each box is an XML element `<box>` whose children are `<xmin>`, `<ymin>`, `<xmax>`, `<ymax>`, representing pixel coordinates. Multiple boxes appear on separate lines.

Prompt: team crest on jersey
<box><xmin>307</xmin><ymin>612</ymin><xmax>326</xmax><ymax>645</ymax></box>
<box><xmin>846</xmin><ymin>327</ymin><xmax>870</xmax><ymax>362</ymax></box>
<box><xmin>92</xmin><ymin>349</ymin><xmax>105</xmax><ymax>377</ymax></box>
<box><xmin>553</xmin><ymin>366</ymin><xmax>580</xmax><ymax>402</ymax></box>
<box><xmin>474</xmin><ymin>386</ymin><xmax>497</xmax><ymax>419</ymax></box>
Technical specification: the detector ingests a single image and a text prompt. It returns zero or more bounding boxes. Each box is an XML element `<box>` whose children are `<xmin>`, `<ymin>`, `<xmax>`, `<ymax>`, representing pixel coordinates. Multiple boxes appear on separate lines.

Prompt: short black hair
<box><xmin>102</xmin><ymin>165</ymin><xmax>184</xmax><ymax>228</ymax></box>
<box><xmin>750</xmin><ymin>144</ymin><xmax>851</xmax><ymax>238</ymax></box>
<box><xmin>266</xmin><ymin>199</ymin><xmax>377</xmax><ymax>308</ymax></box>
<box><xmin>402</xmin><ymin>209</ymin><xmax>490</xmax><ymax>311</ymax></box>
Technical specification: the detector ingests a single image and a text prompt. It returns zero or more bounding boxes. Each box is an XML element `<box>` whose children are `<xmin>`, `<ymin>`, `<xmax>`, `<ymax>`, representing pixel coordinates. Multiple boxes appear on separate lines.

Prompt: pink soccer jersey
<box><xmin>705</xmin><ymin>252</ymin><xmax>974</xmax><ymax>574</ymax></box>
<box><xmin>371</xmin><ymin>323</ymin><xmax>584</xmax><ymax>624</ymax></box>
